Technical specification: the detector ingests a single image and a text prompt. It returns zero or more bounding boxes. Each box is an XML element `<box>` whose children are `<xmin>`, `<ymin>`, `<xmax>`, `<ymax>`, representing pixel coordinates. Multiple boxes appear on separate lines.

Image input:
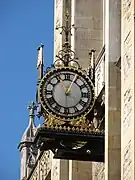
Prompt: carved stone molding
<box><xmin>27</xmin><ymin>151</ymin><xmax>52</xmax><ymax>180</ymax></box>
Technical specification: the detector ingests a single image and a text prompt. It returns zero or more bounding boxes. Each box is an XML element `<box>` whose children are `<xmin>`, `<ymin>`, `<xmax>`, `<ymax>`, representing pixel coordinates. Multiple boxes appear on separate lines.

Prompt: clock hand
<box><xmin>66</xmin><ymin>74</ymin><xmax>78</xmax><ymax>94</ymax></box>
<box><xmin>59</xmin><ymin>79</ymin><xmax>67</xmax><ymax>92</ymax></box>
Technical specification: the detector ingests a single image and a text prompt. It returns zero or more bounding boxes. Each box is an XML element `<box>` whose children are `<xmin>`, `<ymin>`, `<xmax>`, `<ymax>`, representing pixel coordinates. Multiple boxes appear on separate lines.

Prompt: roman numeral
<box><xmin>55</xmin><ymin>104</ymin><xmax>61</xmax><ymax>111</ymax></box>
<box><xmin>46</xmin><ymin>90</ymin><xmax>52</xmax><ymax>95</ymax></box>
<box><xmin>79</xmin><ymin>100</ymin><xmax>86</xmax><ymax>106</ymax></box>
<box><xmin>56</xmin><ymin>75</ymin><xmax>60</xmax><ymax>82</ymax></box>
<box><xmin>47</xmin><ymin>97</ymin><xmax>55</xmax><ymax>105</ymax></box>
<box><xmin>64</xmin><ymin>108</ymin><xmax>69</xmax><ymax>114</ymax></box>
<box><xmin>82</xmin><ymin>92</ymin><xmax>88</xmax><ymax>98</ymax></box>
<box><xmin>73</xmin><ymin>106</ymin><xmax>78</xmax><ymax>113</ymax></box>
<box><xmin>80</xmin><ymin>84</ymin><xmax>86</xmax><ymax>89</ymax></box>
<box><xmin>65</xmin><ymin>74</ymin><xmax>70</xmax><ymax>80</ymax></box>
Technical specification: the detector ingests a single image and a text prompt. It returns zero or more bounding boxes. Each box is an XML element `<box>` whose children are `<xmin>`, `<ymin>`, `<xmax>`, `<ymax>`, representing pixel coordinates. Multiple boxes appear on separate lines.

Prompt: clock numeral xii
<box><xmin>65</xmin><ymin>74</ymin><xmax>70</xmax><ymax>80</ymax></box>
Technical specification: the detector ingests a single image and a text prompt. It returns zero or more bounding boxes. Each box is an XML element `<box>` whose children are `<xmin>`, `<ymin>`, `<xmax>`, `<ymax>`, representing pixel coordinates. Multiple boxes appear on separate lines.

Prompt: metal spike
<box><xmin>59</xmin><ymin>126</ymin><xmax>62</xmax><ymax>130</ymax></box>
<box><xmin>72</xmin><ymin>127</ymin><xmax>75</xmax><ymax>131</ymax></box>
<box><xmin>76</xmin><ymin>127</ymin><xmax>79</xmax><ymax>131</ymax></box>
<box><xmin>67</xmin><ymin>127</ymin><xmax>71</xmax><ymax>131</ymax></box>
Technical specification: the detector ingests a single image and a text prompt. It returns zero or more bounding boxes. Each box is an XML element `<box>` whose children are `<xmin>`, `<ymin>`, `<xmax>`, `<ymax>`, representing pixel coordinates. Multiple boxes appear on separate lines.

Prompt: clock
<box><xmin>39</xmin><ymin>67</ymin><xmax>95</xmax><ymax>120</ymax></box>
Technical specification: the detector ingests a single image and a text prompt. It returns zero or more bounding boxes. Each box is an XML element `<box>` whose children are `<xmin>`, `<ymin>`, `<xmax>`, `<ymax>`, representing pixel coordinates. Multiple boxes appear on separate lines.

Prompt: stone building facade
<box><xmin>19</xmin><ymin>0</ymin><xmax>135</xmax><ymax>179</ymax></box>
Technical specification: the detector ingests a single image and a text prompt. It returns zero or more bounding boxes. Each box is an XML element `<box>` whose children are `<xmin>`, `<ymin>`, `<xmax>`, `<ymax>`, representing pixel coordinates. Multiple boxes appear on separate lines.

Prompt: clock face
<box><xmin>39</xmin><ymin>67</ymin><xmax>95</xmax><ymax>119</ymax></box>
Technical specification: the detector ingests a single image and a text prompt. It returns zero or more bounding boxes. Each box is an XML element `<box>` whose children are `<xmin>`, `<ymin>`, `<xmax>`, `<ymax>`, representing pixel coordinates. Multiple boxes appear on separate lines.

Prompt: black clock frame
<box><xmin>38</xmin><ymin>67</ymin><xmax>95</xmax><ymax>120</ymax></box>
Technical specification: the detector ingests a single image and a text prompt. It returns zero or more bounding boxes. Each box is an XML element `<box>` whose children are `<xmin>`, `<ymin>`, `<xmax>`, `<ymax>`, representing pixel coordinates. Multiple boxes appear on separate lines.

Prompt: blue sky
<box><xmin>0</xmin><ymin>1</ymin><xmax>54</xmax><ymax>179</ymax></box>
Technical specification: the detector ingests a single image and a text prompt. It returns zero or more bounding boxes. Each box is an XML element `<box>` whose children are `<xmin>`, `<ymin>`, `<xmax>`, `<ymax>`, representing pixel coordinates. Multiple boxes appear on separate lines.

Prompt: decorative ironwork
<box><xmin>87</xmin><ymin>49</ymin><xmax>96</xmax><ymax>84</ymax></box>
<box><xmin>54</xmin><ymin>46</ymin><xmax>80</xmax><ymax>69</ymax></box>
<box><xmin>55</xmin><ymin>10</ymin><xmax>71</xmax><ymax>42</ymax></box>
<box><xmin>27</xmin><ymin>101</ymin><xmax>37</xmax><ymax>117</ymax></box>
<box><xmin>92</xmin><ymin>86</ymin><xmax>105</xmax><ymax>131</ymax></box>
<box><xmin>54</xmin><ymin>10</ymin><xmax>79</xmax><ymax>68</ymax></box>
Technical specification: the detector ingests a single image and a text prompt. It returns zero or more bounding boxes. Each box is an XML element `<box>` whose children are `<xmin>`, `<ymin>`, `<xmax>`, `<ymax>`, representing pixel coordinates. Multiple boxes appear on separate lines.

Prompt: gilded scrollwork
<box><xmin>45</xmin><ymin>114</ymin><xmax>65</xmax><ymax>127</ymax></box>
<box><xmin>43</xmin><ymin>113</ymin><xmax>104</xmax><ymax>134</ymax></box>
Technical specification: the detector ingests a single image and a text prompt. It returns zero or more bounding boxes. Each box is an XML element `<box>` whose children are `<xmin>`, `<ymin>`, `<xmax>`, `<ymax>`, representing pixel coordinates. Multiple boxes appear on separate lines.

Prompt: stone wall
<box><xmin>69</xmin><ymin>160</ymin><xmax>93</xmax><ymax>180</ymax></box>
<box><xmin>71</xmin><ymin>0</ymin><xmax>103</xmax><ymax>68</ymax></box>
<box><xmin>121</xmin><ymin>0</ymin><xmax>134</xmax><ymax>179</ymax></box>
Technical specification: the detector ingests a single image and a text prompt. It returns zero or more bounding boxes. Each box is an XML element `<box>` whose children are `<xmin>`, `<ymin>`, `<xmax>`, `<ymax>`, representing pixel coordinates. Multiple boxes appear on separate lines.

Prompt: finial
<box><xmin>37</xmin><ymin>43</ymin><xmax>44</xmax><ymax>86</ymax></box>
<box><xmin>55</xmin><ymin>9</ymin><xmax>73</xmax><ymax>43</ymax></box>
<box><xmin>65</xmin><ymin>9</ymin><xmax>70</xmax><ymax>42</ymax></box>
<box><xmin>27</xmin><ymin>101</ymin><xmax>37</xmax><ymax>117</ymax></box>
<box><xmin>89</xmin><ymin>49</ymin><xmax>96</xmax><ymax>56</ymax></box>
<box><xmin>55</xmin><ymin>9</ymin><xmax>79</xmax><ymax>67</ymax></box>
<box><xmin>88</xmin><ymin>49</ymin><xmax>96</xmax><ymax>84</ymax></box>
<box><xmin>89</xmin><ymin>49</ymin><xmax>96</xmax><ymax>68</ymax></box>
<box><xmin>37</xmin><ymin>43</ymin><xmax>44</xmax><ymax>51</ymax></box>
<box><xmin>37</xmin><ymin>43</ymin><xmax>44</xmax><ymax>68</ymax></box>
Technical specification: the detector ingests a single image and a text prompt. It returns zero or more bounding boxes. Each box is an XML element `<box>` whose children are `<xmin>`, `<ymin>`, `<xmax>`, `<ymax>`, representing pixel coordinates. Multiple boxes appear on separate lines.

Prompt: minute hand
<box><xmin>66</xmin><ymin>74</ymin><xmax>78</xmax><ymax>94</ymax></box>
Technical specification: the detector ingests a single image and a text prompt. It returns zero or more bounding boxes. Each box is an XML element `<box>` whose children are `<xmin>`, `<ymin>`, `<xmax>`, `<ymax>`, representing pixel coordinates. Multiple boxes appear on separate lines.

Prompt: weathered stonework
<box><xmin>123</xmin><ymin>88</ymin><xmax>132</xmax><ymax>131</ymax></box>
<box><xmin>51</xmin><ymin>159</ymin><xmax>60</xmax><ymax>180</ymax></box>
<box><xmin>121</xmin><ymin>0</ymin><xmax>135</xmax><ymax>179</ymax></box>
<box><xmin>29</xmin><ymin>151</ymin><xmax>52</xmax><ymax>180</ymax></box>
<box><xmin>123</xmin><ymin>140</ymin><xmax>132</xmax><ymax>180</ymax></box>
<box><xmin>123</xmin><ymin>31</ymin><xmax>132</xmax><ymax>82</ymax></box>
<box><xmin>92</xmin><ymin>162</ymin><xmax>105</xmax><ymax>180</ymax></box>
<box><xmin>123</xmin><ymin>0</ymin><xmax>132</xmax><ymax>23</ymax></box>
